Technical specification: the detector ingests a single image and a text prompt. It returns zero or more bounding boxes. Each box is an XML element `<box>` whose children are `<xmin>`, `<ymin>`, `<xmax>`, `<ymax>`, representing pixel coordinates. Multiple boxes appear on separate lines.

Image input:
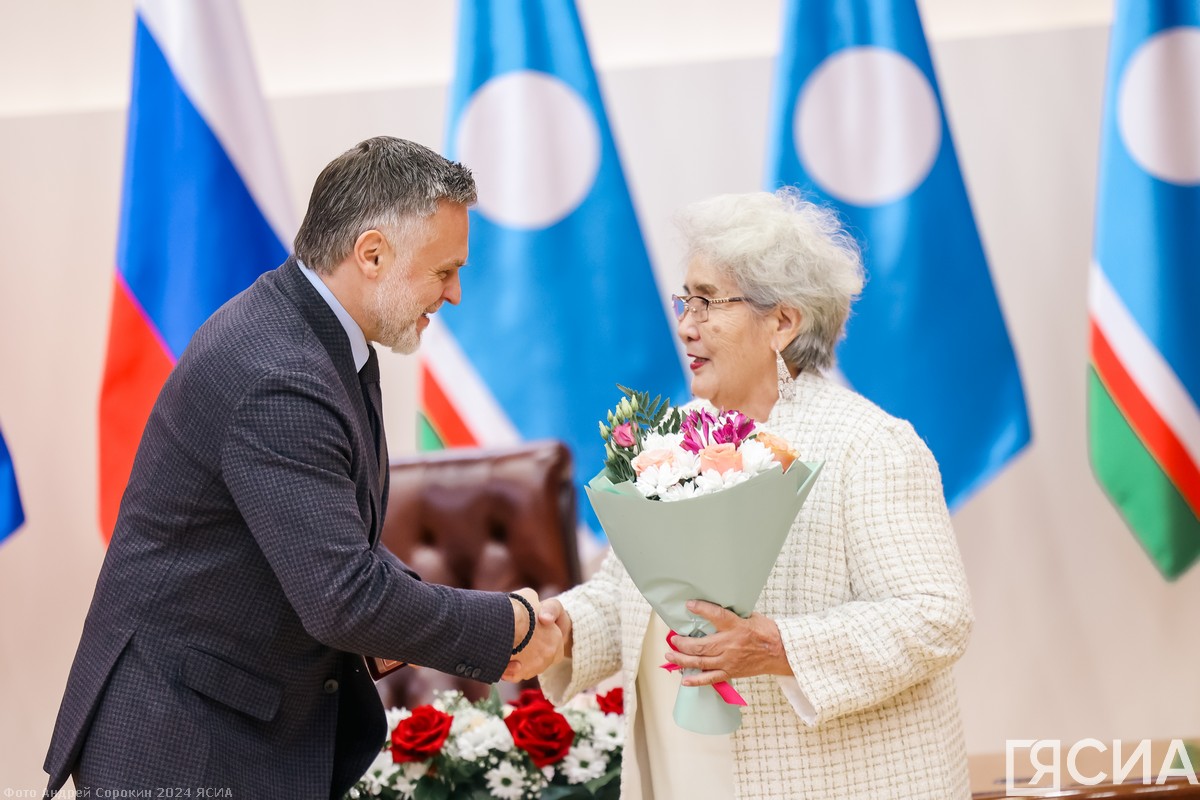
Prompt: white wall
<box><xmin>5</xmin><ymin>0</ymin><xmax>1199</xmax><ymax>792</ymax></box>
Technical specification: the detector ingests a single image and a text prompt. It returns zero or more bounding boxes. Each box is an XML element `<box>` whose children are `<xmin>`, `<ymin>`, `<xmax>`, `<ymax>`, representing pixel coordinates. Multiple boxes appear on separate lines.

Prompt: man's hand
<box><xmin>502</xmin><ymin>588</ymin><xmax>565</xmax><ymax>682</ymax></box>
<box><xmin>662</xmin><ymin>599</ymin><xmax>792</xmax><ymax>686</ymax></box>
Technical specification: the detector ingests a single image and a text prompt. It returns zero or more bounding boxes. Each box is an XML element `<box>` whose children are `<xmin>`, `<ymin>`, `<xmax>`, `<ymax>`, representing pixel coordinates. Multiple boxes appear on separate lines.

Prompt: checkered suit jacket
<box><xmin>45</xmin><ymin>260</ymin><xmax>514</xmax><ymax>797</ymax></box>
<box><xmin>542</xmin><ymin>371</ymin><xmax>973</xmax><ymax>799</ymax></box>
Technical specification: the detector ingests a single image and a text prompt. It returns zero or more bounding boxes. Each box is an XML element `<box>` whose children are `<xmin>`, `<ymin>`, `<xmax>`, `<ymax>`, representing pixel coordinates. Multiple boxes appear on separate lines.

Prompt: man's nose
<box><xmin>443</xmin><ymin>272</ymin><xmax>462</xmax><ymax>305</ymax></box>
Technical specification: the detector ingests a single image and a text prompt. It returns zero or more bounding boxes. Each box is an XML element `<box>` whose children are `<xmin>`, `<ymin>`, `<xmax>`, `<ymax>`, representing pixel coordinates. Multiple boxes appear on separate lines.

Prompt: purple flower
<box><xmin>679</xmin><ymin>409</ymin><xmax>718</xmax><ymax>453</ymax></box>
<box><xmin>711</xmin><ymin>411</ymin><xmax>755</xmax><ymax>447</ymax></box>
<box><xmin>680</xmin><ymin>408</ymin><xmax>756</xmax><ymax>452</ymax></box>
<box><xmin>611</xmin><ymin>422</ymin><xmax>636</xmax><ymax>448</ymax></box>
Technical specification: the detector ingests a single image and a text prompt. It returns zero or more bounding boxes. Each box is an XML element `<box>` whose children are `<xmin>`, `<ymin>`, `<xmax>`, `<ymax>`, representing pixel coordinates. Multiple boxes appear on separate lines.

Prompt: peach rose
<box><xmin>754</xmin><ymin>431</ymin><xmax>800</xmax><ymax>472</ymax></box>
<box><xmin>631</xmin><ymin>447</ymin><xmax>677</xmax><ymax>476</ymax></box>
<box><xmin>698</xmin><ymin>442</ymin><xmax>743</xmax><ymax>475</ymax></box>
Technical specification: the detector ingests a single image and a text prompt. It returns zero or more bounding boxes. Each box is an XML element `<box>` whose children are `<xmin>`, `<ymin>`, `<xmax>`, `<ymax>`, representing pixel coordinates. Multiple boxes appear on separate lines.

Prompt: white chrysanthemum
<box><xmin>449</xmin><ymin>706</ymin><xmax>485</xmax><ymax>735</ymax></box>
<box><xmin>670</xmin><ymin>448</ymin><xmax>700</xmax><ymax>479</ymax></box>
<box><xmin>385</xmin><ymin>707</ymin><xmax>411</xmax><ymax>731</ymax></box>
<box><xmin>451</xmin><ymin>714</ymin><xmax>513</xmax><ymax>760</ymax></box>
<box><xmin>738</xmin><ymin>440</ymin><xmax>781</xmax><ymax>476</ymax></box>
<box><xmin>484</xmin><ymin>760</ymin><xmax>526</xmax><ymax>800</ymax></box>
<box><xmin>694</xmin><ymin>468</ymin><xmax>751</xmax><ymax>496</ymax></box>
<box><xmin>634</xmin><ymin>462</ymin><xmax>682</xmax><ymax>498</ymax></box>
<box><xmin>361</xmin><ymin>751</ymin><xmax>400</xmax><ymax>790</ymax></box>
<box><xmin>659</xmin><ymin>480</ymin><xmax>701</xmax><ymax>502</ymax></box>
<box><xmin>562</xmin><ymin>742</ymin><xmax>609</xmax><ymax>784</ymax></box>
<box><xmin>389</xmin><ymin>761</ymin><xmax>428</xmax><ymax>798</ymax></box>
<box><xmin>589</xmin><ymin>712</ymin><xmax>625</xmax><ymax>752</ymax></box>
<box><xmin>642</xmin><ymin>431</ymin><xmax>684</xmax><ymax>451</ymax></box>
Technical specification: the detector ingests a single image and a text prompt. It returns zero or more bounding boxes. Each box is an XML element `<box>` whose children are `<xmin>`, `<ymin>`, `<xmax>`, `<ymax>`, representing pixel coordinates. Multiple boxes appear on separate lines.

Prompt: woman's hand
<box><xmin>663</xmin><ymin>600</ymin><xmax>793</xmax><ymax>686</ymax></box>
<box><xmin>539</xmin><ymin>597</ymin><xmax>574</xmax><ymax>658</ymax></box>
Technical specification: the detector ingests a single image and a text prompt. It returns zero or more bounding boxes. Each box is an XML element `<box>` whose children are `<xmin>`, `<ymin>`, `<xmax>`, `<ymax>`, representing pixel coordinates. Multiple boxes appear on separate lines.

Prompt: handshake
<box><xmin>501</xmin><ymin>589</ymin><xmax>572</xmax><ymax>683</ymax></box>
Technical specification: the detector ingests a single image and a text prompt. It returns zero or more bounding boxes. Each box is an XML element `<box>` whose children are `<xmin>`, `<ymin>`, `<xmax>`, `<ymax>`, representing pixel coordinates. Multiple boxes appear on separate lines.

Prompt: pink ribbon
<box><xmin>660</xmin><ymin>630</ymin><xmax>747</xmax><ymax>707</ymax></box>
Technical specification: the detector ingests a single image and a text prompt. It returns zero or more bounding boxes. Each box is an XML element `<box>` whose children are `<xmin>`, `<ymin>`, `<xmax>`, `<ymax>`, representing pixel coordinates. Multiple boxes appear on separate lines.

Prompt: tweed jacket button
<box><xmin>454</xmin><ymin>663</ymin><xmax>466</xmax><ymax>675</ymax></box>
<box><xmin>470</xmin><ymin>668</ymin><xmax>482</xmax><ymax>679</ymax></box>
<box><xmin>323</xmin><ymin>679</ymin><xmax>339</xmax><ymax>694</ymax></box>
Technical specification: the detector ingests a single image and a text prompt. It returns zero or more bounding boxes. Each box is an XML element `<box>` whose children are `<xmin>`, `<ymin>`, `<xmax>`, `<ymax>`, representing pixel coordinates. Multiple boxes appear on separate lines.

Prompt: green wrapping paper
<box><xmin>585</xmin><ymin>460</ymin><xmax>823</xmax><ymax>734</ymax></box>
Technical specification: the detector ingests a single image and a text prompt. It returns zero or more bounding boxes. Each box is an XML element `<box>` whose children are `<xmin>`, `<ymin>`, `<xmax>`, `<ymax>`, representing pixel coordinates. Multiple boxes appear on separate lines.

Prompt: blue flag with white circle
<box><xmin>427</xmin><ymin>0</ymin><xmax>686</xmax><ymax>530</ymax></box>
<box><xmin>1087</xmin><ymin>0</ymin><xmax>1200</xmax><ymax>579</ymax></box>
<box><xmin>1</xmin><ymin>426</ymin><xmax>23</xmax><ymax>544</ymax></box>
<box><xmin>766</xmin><ymin>0</ymin><xmax>1031</xmax><ymax>508</ymax></box>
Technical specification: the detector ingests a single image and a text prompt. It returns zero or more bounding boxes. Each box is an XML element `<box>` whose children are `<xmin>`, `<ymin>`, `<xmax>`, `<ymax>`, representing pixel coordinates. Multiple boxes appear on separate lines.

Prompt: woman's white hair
<box><xmin>675</xmin><ymin>188</ymin><xmax>865</xmax><ymax>373</ymax></box>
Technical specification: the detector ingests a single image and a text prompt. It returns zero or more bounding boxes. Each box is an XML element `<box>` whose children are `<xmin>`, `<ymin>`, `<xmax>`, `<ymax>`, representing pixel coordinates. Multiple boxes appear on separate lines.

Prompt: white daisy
<box><xmin>484</xmin><ymin>760</ymin><xmax>527</xmax><ymax>800</ymax></box>
<box><xmin>562</xmin><ymin>742</ymin><xmax>609</xmax><ymax>784</ymax></box>
<box><xmin>590</xmin><ymin>712</ymin><xmax>625</xmax><ymax>752</ymax></box>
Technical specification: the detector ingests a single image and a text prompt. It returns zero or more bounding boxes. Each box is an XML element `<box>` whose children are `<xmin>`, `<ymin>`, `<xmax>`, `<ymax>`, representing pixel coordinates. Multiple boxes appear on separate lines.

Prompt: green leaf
<box><xmin>413</xmin><ymin>777</ymin><xmax>450</xmax><ymax>800</ymax></box>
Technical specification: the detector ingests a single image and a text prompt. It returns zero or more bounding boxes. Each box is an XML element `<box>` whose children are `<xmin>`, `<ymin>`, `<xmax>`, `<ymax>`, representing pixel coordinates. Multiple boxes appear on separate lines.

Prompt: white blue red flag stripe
<box><xmin>1089</xmin><ymin>0</ymin><xmax>1200</xmax><ymax>578</ymax></box>
<box><xmin>766</xmin><ymin>0</ymin><xmax>1031</xmax><ymax>508</ymax></box>
<box><xmin>99</xmin><ymin>0</ymin><xmax>293</xmax><ymax>540</ymax></box>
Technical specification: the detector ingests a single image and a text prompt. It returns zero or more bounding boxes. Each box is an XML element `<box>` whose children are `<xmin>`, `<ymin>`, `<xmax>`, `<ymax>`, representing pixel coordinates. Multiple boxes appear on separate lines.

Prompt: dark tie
<box><xmin>359</xmin><ymin>347</ymin><xmax>388</xmax><ymax>497</ymax></box>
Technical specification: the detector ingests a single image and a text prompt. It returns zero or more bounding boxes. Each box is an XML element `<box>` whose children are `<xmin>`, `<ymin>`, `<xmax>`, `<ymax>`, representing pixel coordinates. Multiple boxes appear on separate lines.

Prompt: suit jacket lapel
<box><xmin>274</xmin><ymin>258</ymin><xmax>384</xmax><ymax>542</ymax></box>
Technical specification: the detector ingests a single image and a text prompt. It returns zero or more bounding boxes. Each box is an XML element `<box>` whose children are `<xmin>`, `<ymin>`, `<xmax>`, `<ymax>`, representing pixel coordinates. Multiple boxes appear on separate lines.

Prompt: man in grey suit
<box><xmin>45</xmin><ymin>137</ymin><xmax>563</xmax><ymax>797</ymax></box>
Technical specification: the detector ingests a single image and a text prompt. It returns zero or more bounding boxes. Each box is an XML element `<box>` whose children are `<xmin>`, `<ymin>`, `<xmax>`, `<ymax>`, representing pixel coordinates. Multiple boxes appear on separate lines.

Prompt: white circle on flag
<box><xmin>1118</xmin><ymin>26</ymin><xmax>1200</xmax><ymax>186</ymax></box>
<box><xmin>794</xmin><ymin>47</ymin><xmax>942</xmax><ymax>206</ymax></box>
<box><xmin>454</xmin><ymin>70</ymin><xmax>601</xmax><ymax>229</ymax></box>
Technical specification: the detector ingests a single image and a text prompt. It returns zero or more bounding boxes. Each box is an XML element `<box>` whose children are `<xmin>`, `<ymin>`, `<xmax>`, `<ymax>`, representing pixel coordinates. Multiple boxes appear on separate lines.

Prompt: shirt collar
<box><xmin>298</xmin><ymin>259</ymin><xmax>371</xmax><ymax>372</ymax></box>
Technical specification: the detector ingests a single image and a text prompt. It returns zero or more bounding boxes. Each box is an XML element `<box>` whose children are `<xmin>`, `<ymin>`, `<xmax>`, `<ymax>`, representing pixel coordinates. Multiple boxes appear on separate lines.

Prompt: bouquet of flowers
<box><xmin>347</xmin><ymin>688</ymin><xmax>623</xmax><ymax>800</ymax></box>
<box><xmin>587</xmin><ymin>387</ymin><xmax>822</xmax><ymax>735</ymax></box>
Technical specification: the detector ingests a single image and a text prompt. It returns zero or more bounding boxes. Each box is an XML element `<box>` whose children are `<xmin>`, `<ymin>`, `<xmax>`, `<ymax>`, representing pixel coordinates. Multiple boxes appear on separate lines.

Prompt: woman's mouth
<box><xmin>689</xmin><ymin>356</ymin><xmax>709</xmax><ymax>371</ymax></box>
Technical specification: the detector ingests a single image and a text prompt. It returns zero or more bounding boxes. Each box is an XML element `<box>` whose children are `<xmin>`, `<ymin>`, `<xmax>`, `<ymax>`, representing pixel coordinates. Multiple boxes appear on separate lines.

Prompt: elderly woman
<box><xmin>540</xmin><ymin>190</ymin><xmax>973</xmax><ymax>799</ymax></box>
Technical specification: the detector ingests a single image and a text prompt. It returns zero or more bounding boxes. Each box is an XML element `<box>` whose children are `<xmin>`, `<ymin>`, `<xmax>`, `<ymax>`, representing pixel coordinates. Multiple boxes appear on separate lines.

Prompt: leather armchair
<box><xmin>375</xmin><ymin>440</ymin><xmax>581</xmax><ymax>710</ymax></box>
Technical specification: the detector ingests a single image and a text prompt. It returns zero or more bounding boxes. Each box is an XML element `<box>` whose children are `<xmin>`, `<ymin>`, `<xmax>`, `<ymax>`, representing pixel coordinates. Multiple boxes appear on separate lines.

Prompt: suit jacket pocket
<box><xmin>180</xmin><ymin>646</ymin><xmax>282</xmax><ymax>723</ymax></box>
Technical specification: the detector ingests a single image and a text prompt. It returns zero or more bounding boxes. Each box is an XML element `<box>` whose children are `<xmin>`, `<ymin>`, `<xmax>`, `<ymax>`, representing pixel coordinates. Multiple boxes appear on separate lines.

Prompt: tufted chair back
<box><xmin>375</xmin><ymin>440</ymin><xmax>581</xmax><ymax>710</ymax></box>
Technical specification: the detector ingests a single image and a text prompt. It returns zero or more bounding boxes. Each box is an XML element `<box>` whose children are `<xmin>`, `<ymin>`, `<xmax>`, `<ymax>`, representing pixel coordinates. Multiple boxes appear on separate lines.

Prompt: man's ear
<box><xmin>772</xmin><ymin>305</ymin><xmax>803</xmax><ymax>351</ymax></box>
<box><xmin>353</xmin><ymin>229</ymin><xmax>386</xmax><ymax>279</ymax></box>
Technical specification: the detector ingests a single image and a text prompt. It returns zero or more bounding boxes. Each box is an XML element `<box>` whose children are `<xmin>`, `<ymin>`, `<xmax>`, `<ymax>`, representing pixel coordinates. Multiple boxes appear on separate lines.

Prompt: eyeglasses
<box><xmin>670</xmin><ymin>294</ymin><xmax>747</xmax><ymax>323</ymax></box>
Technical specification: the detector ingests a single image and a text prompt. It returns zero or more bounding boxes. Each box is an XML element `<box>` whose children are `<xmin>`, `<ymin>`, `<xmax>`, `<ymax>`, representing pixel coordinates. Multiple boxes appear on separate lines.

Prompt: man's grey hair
<box><xmin>294</xmin><ymin>136</ymin><xmax>477</xmax><ymax>274</ymax></box>
<box><xmin>675</xmin><ymin>189</ymin><xmax>865</xmax><ymax>374</ymax></box>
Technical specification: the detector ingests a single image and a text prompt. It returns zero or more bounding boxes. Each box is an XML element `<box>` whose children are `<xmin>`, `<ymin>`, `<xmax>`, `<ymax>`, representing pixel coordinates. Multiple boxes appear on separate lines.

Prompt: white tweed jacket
<box><xmin>541</xmin><ymin>371</ymin><xmax>973</xmax><ymax>799</ymax></box>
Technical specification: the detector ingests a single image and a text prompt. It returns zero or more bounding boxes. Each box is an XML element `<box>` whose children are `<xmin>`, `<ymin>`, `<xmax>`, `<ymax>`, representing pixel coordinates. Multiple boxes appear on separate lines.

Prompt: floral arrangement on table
<box><xmin>346</xmin><ymin>687</ymin><xmax>623</xmax><ymax>800</ymax></box>
<box><xmin>587</xmin><ymin>387</ymin><xmax>822</xmax><ymax>735</ymax></box>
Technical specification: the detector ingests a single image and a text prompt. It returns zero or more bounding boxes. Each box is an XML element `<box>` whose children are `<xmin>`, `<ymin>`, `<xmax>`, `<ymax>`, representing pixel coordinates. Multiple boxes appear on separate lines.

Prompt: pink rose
<box><xmin>698</xmin><ymin>442</ymin><xmax>742</xmax><ymax>475</ymax></box>
<box><xmin>630</xmin><ymin>447</ymin><xmax>676</xmax><ymax>476</ymax></box>
<box><xmin>611</xmin><ymin>422</ymin><xmax>636</xmax><ymax>448</ymax></box>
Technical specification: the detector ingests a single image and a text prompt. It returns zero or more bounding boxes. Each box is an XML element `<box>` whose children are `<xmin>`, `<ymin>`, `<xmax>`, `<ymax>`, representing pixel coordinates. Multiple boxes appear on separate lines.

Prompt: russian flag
<box><xmin>99</xmin><ymin>0</ymin><xmax>294</xmax><ymax>540</ymax></box>
<box><xmin>422</xmin><ymin>0</ymin><xmax>686</xmax><ymax>530</ymax></box>
<box><xmin>765</xmin><ymin>0</ymin><xmax>1031</xmax><ymax>509</ymax></box>
<box><xmin>1089</xmin><ymin>0</ymin><xmax>1200</xmax><ymax>579</ymax></box>
<box><xmin>0</xmin><ymin>426</ymin><xmax>23</xmax><ymax>545</ymax></box>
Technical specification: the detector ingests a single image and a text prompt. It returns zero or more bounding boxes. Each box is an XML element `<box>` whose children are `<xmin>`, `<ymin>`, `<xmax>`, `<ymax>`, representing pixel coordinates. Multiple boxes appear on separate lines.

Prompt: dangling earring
<box><xmin>776</xmin><ymin>349</ymin><xmax>796</xmax><ymax>401</ymax></box>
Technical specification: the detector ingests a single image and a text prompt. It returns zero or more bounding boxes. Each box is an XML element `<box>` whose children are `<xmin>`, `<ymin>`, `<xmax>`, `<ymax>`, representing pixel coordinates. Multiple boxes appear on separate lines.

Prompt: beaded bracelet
<box><xmin>509</xmin><ymin>592</ymin><xmax>537</xmax><ymax>655</ymax></box>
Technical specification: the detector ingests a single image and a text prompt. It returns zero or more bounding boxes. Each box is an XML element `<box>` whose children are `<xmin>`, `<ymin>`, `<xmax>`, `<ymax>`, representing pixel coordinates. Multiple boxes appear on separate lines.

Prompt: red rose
<box><xmin>514</xmin><ymin>688</ymin><xmax>547</xmax><ymax>707</ymax></box>
<box><xmin>390</xmin><ymin>705</ymin><xmax>453</xmax><ymax>763</ymax></box>
<box><xmin>505</xmin><ymin>700</ymin><xmax>575</xmax><ymax>768</ymax></box>
<box><xmin>596</xmin><ymin>687</ymin><xmax>624</xmax><ymax>716</ymax></box>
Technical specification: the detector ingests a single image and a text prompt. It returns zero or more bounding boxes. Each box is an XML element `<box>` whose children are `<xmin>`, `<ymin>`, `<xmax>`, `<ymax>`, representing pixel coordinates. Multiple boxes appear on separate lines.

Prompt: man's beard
<box><xmin>368</xmin><ymin>266</ymin><xmax>428</xmax><ymax>355</ymax></box>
